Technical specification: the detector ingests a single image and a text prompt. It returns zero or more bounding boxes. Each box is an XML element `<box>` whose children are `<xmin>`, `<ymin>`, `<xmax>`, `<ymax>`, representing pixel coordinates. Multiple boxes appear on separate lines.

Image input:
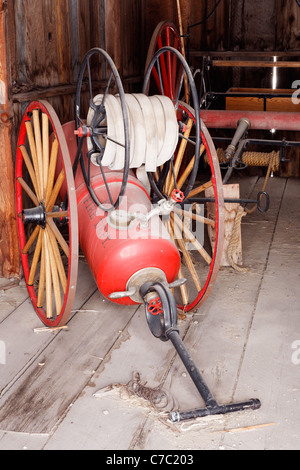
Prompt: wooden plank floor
<box><xmin>0</xmin><ymin>176</ymin><xmax>299</xmax><ymax>450</ymax></box>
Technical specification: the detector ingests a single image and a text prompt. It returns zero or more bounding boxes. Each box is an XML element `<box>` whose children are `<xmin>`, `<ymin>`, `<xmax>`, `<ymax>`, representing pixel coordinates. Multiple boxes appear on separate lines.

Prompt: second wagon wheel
<box><xmin>143</xmin><ymin>47</ymin><xmax>224</xmax><ymax>313</ymax></box>
<box><xmin>145</xmin><ymin>21</ymin><xmax>184</xmax><ymax>102</ymax></box>
<box><xmin>15</xmin><ymin>100</ymin><xmax>78</xmax><ymax>327</ymax></box>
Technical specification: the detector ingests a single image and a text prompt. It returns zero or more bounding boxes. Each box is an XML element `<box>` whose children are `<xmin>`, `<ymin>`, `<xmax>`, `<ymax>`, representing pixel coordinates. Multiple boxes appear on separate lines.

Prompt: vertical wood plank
<box><xmin>104</xmin><ymin>0</ymin><xmax>123</xmax><ymax>73</ymax></box>
<box><xmin>89</xmin><ymin>0</ymin><xmax>101</xmax><ymax>48</ymax></box>
<box><xmin>78</xmin><ymin>0</ymin><xmax>91</xmax><ymax>59</ymax></box>
<box><xmin>100</xmin><ymin>0</ymin><xmax>106</xmax><ymax>51</ymax></box>
<box><xmin>120</xmin><ymin>0</ymin><xmax>146</xmax><ymax>90</ymax></box>
<box><xmin>0</xmin><ymin>0</ymin><xmax>20</xmax><ymax>278</ymax></box>
<box><xmin>69</xmin><ymin>0</ymin><xmax>80</xmax><ymax>82</ymax></box>
<box><xmin>14</xmin><ymin>0</ymin><xmax>30</xmax><ymax>83</ymax></box>
<box><xmin>56</xmin><ymin>0</ymin><xmax>72</xmax><ymax>84</ymax></box>
<box><xmin>6</xmin><ymin>0</ymin><xmax>16</xmax><ymax>82</ymax></box>
<box><xmin>42</xmin><ymin>0</ymin><xmax>60</xmax><ymax>86</ymax></box>
<box><xmin>26</xmin><ymin>0</ymin><xmax>47</xmax><ymax>87</ymax></box>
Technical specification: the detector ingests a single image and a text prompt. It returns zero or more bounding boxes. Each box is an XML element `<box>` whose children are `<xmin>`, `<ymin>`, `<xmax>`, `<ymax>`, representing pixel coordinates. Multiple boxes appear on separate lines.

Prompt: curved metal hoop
<box><xmin>140</xmin><ymin>281</ymin><xmax>178</xmax><ymax>343</ymax></box>
<box><xmin>143</xmin><ymin>46</ymin><xmax>201</xmax><ymax>200</ymax></box>
<box><xmin>75</xmin><ymin>47</ymin><xmax>130</xmax><ymax>212</ymax></box>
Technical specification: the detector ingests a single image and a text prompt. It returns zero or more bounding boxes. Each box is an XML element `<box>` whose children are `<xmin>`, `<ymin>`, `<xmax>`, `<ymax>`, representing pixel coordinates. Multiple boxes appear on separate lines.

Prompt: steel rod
<box><xmin>167</xmin><ymin>329</ymin><xmax>218</xmax><ymax>408</ymax></box>
<box><xmin>167</xmin><ymin>328</ymin><xmax>261</xmax><ymax>423</ymax></box>
<box><xmin>170</xmin><ymin>399</ymin><xmax>261</xmax><ymax>422</ymax></box>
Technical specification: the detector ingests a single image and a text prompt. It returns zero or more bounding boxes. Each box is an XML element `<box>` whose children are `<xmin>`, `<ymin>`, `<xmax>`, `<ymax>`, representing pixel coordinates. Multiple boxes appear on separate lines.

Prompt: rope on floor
<box><xmin>227</xmin><ymin>205</ymin><xmax>249</xmax><ymax>272</ymax></box>
<box><xmin>221</xmin><ymin>150</ymin><xmax>279</xmax><ymax>271</ymax></box>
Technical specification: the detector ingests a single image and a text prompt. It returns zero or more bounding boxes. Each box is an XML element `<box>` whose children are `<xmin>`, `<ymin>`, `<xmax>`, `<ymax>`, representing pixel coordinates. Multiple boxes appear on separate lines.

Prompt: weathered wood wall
<box><xmin>144</xmin><ymin>0</ymin><xmax>231</xmax><ymax>53</ymax></box>
<box><xmin>9</xmin><ymin>0</ymin><xmax>146</xmax><ymax>127</ymax></box>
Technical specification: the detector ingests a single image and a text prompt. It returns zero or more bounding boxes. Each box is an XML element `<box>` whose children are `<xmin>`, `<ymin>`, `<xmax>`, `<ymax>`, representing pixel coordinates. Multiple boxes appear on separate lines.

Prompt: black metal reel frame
<box><xmin>142</xmin><ymin>46</ymin><xmax>202</xmax><ymax>202</ymax></box>
<box><xmin>187</xmin><ymin>191</ymin><xmax>270</xmax><ymax>214</ymax></box>
<box><xmin>140</xmin><ymin>281</ymin><xmax>261</xmax><ymax>422</ymax></box>
<box><xmin>74</xmin><ymin>47</ymin><xmax>130</xmax><ymax>212</ymax></box>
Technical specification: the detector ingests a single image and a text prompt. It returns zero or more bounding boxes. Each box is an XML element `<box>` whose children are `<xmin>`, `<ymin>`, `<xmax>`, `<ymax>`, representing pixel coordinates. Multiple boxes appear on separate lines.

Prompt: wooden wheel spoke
<box><xmin>164</xmin><ymin>118</ymin><xmax>193</xmax><ymax>196</ymax></box>
<box><xmin>47</xmin><ymin>218</ymin><xmax>69</xmax><ymax>258</ymax></box>
<box><xmin>25</xmin><ymin>120</ymin><xmax>42</xmax><ymax>201</ymax></box>
<box><xmin>32</xmin><ymin>109</ymin><xmax>44</xmax><ymax>199</ymax></box>
<box><xmin>168</xmin><ymin>118</ymin><xmax>193</xmax><ymax>194</ymax></box>
<box><xmin>45</xmin><ymin>137</ymin><xmax>59</xmax><ymax>207</ymax></box>
<box><xmin>17</xmin><ymin>177</ymin><xmax>39</xmax><ymax>207</ymax></box>
<box><xmin>46</xmin><ymin>211</ymin><xmax>69</xmax><ymax>219</ymax></box>
<box><xmin>28</xmin><ymin>227</ymin><xmax>43</xmax><ymax>286</ymax></box>
<box><xmin>22</xmin><ymin>225</ymin><xmax>40</xmax><ymax>255</ymax></box>
<box><xmin>45</xmin><ymin>168</ymin><xmax>65</xmax><ymax>212</ymax></box>
<box><xmin>44</xmin><ymin>231</ymin><xmax>52</xmax><ymax>319</ymax></box>
<box><xmin>187</xmin><ymin>180</ymin><xmax>213</xmax><ymax>199</ymax></box>
<box><xmin>19</xmin><ymin>145</ymin><xmax>39</xmax><ymax>197</ymax></box>
<box><xmin>45</xmin><ymin>229</ymin><xmax>62</xmax><ymax>316</ymax></box>
<box><xmin>173</xmin><ymin>212</ymin><xmax>212</xmax><ymax>265</ymax></box>
<box><xmin>176</xmin><ymin>144</ymin><xmax>206</xmax><ymax>192</ymax></box>
<box><xmin>47</xmin><ymin>226</ymin><xmax>67</xmax><ymax>293</ymax></box>
<box><xmin>37</xmin><ymin>238</ymin><xmax>46</xmax><ymax>308</ymax></box>
<box><xmin>42</xmin><ymin>113</ymin><xmax>49</xmax><ymax>195</ymax></box>
<box><xmin>174</xmin><ymin>206</ymin><xmax>215</xmax><ymax>228</ymax></box>
<box><xmin>171</xmin><ymin>215</ymin><xmax>202</xmax><ymax>292</ymax></box>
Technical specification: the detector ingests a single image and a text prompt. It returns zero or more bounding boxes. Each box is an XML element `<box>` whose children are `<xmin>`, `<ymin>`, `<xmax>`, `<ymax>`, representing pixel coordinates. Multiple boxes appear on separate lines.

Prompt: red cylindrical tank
<box><xmin>61</xmin><ymin>122</ymin><xmax>181</xmax><ymax>305</ymax></box>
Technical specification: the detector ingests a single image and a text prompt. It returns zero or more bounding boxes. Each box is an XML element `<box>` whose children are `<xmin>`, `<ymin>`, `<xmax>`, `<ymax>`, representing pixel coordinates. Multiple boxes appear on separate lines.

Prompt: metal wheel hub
<box><xmin>21</xmin><ymin>203</ymin><xmax>46</xmax><ymax>228</ymax></box>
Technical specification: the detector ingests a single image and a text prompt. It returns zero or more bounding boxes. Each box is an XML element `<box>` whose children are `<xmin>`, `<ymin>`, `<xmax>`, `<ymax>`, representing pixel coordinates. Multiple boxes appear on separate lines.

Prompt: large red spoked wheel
<box><xmin>161</xmin><ymin>102</ymin><xmax>224</xmax><ymax>312</ymax></box>
<box><xmin>145</xmin><ymin>21</ymin><xmax>185</xmax><ymax>101</ymax></box>
<box><xmin>144</xmin><ymin>47</ymin><xmax>224</xmax><ymax>313</ymax></box>
<box><xmin>15</xmin><ymin>100</ymin><xmax>78</xmax><ymax>327</ymax></box>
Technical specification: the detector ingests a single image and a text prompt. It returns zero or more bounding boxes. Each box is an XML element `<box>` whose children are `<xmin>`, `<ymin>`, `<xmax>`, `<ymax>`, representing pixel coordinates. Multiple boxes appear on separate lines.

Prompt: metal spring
<box><xmin>127</xmin><ymin>372</ymin><xmax>169</xmax><ymax>410</ymax></box>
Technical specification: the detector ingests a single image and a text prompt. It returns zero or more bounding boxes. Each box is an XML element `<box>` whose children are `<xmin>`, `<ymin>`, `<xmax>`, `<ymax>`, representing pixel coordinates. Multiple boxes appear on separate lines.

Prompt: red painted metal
<box><xmin>145</xmin><ymin>21</ymin><xmax>182</xmax><ymax>100</ymax></box>
<box><xmin>147</xmin><ymin>297</ymin><xmax>163</xmax><ymax>316</ymax></box>
<box><xmin>200</xmin><ymin>109</ymin><xmax>300</xmax><ymax>131</ymax></box>
<box><xmin>78</xmin><ymin>179</ymin><xmax>181</xmax><ymax>305</ymax></box>
<box><xmin>62</xmin><ymin>121</ymin><xmax>181</xmax><ymax>305</ymax></box>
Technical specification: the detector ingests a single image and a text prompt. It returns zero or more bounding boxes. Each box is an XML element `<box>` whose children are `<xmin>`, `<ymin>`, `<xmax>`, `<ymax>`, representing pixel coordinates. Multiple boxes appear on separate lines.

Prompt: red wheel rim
<box><xmin>176</xmin><ymin>102</ymin><xmax>224</xmax><ymax>312</ymax></box>
<box><xmin>148</xmin><ymin>100</ymin><xmax>224</xmax><ymax>312</ymax></box>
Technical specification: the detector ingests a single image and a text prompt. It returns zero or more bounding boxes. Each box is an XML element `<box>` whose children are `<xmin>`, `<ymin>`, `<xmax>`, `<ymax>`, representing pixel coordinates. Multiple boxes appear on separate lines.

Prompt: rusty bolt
<box><xmin>0</xmin><ymin>112</ymin><xmax>9</xmax><ymax>124</ymax></box>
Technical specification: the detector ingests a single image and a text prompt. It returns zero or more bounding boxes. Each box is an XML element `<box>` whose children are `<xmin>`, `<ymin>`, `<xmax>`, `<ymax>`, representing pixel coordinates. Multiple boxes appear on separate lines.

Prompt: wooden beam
<box><xmin>12</xmin><ymin>76</ymin><xmax>144</xmax><ymax>104</ymax></box>
<box><xmin>0</xmin><ymin>0</ymin><xmax>20</xmax><ymax>278</ymax></box>
<box><xmin>212</xmin><ymin>60</ymin><xmax>300</xmax><ymax>69</ymax></box>
<box><xmin>190</xmin><ymin>50</ymin><xmax>300</xmax><ymax>58</ymax></box>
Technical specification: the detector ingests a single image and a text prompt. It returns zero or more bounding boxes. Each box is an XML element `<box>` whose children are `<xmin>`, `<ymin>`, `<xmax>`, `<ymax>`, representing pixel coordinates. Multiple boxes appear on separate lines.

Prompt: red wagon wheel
<box><xmin>15</xmin><ymin>101</ymin><xmax>78</xmax><ymax>327</ymax></box>
<box><xmin>161</xmin><ymin>102</ymin><xmax>224</xmax><ymax>312</ymax></box>
<box><xmin>145</xmin><ymin>21</ymin><xmax>185</xmax><ymax>102</ymax></box>
<box><xmin>144</xmin><ymin>47</ymin><xmax>224</xmax><ymax>313</ymax></box>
